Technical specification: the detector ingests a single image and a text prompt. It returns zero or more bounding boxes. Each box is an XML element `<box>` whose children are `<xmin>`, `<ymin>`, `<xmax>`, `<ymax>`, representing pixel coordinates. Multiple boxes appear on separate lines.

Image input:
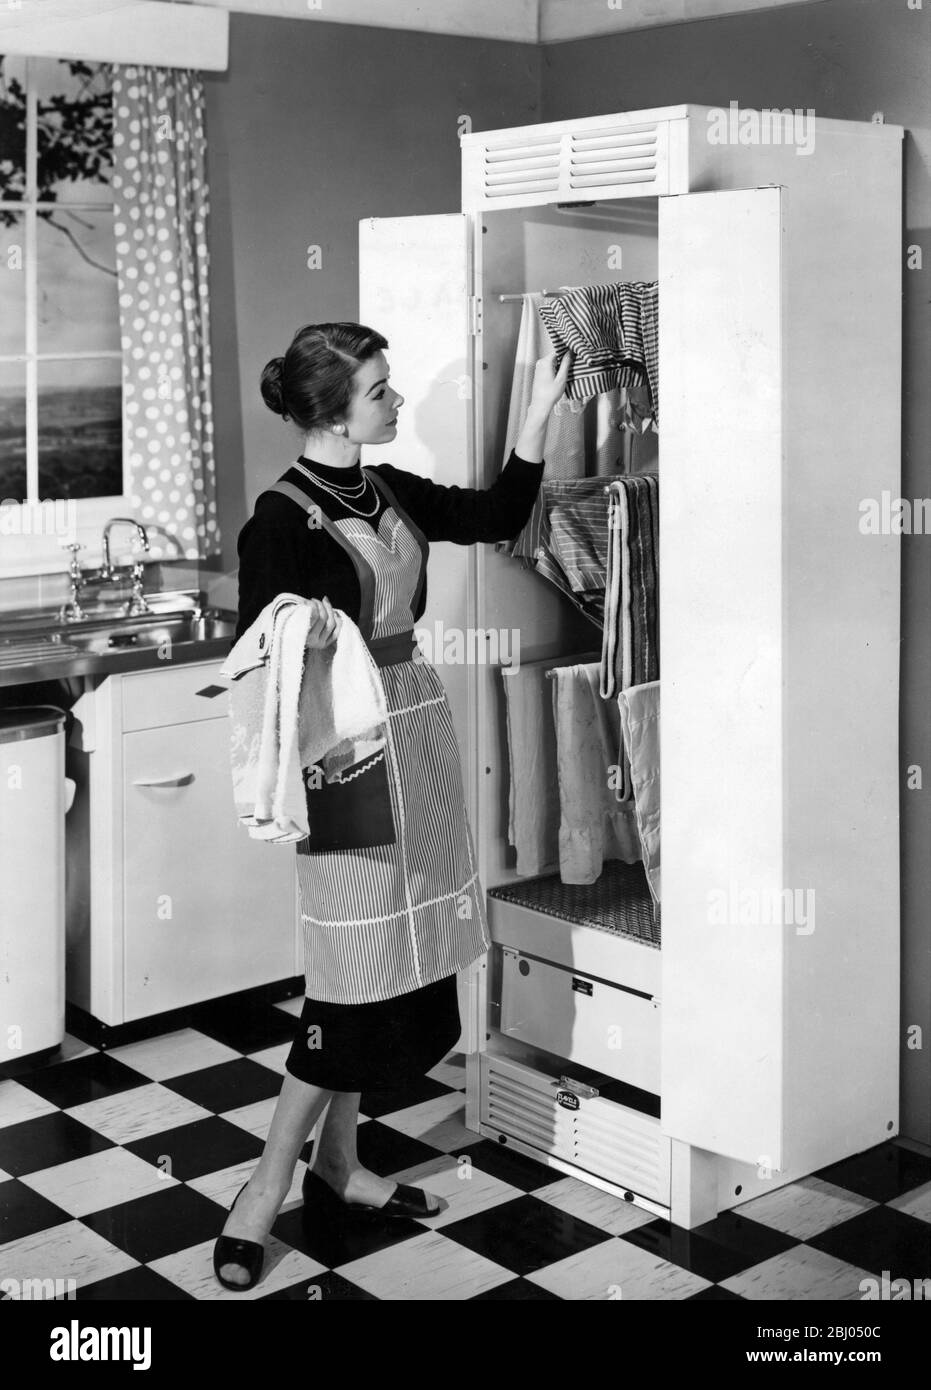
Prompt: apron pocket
<box><xmin>299</xmin><ymin>748</ymin><xmax>396</xmax><ymax>854</ymax></box>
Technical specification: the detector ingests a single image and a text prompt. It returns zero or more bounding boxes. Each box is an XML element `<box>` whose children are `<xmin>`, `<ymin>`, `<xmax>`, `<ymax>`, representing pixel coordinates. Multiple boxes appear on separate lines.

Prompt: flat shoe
<box><xmin>302</xmin><ymin>1167</ymin><xmax>442</xmax><ymax>1218</ymax></box>
<box><xmin>213</xmin><ymin>1182</ymin><xmax>266</xmax><ymax>1291</ymax></box>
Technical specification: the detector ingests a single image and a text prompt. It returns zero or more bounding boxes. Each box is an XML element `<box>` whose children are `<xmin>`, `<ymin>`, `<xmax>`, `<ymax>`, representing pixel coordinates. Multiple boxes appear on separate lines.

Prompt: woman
<box><xmin>214</xmin><ymin>321</ymin><xmax>571</xmax><ymax>1290</ymax></box>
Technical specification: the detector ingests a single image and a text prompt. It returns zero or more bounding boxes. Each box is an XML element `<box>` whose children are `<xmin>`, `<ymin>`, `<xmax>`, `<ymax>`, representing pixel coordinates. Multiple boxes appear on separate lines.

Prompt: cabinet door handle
<box><xmin>132</xmin><ymin>772</ymin><xmax>195</xmax><ymax>787</ymax></box>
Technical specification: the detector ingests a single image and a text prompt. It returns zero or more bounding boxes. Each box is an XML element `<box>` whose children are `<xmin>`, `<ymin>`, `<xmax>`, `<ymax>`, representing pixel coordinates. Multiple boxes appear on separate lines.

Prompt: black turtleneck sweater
<box><xmin>234</xmin><ymin>449</ymin><xmax>545</xmax><ymax>641</ymax></box>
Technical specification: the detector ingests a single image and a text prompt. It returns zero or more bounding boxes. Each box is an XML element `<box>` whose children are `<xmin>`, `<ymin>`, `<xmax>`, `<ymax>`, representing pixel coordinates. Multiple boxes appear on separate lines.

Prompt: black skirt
<box><xmin>284</xmin><ymin>972</ymin><xmax>462</xmax><ymax>1092</ymax></box>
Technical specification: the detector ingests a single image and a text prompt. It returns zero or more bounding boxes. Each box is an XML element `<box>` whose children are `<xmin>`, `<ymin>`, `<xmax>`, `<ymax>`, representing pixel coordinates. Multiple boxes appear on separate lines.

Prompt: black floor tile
<box><xmin>261</xmin><ymin>1270</ymin><xmax>378</xmax><ymax>1301</ymax></box>
<box><xmin>81</xmin><ymin>1183</ymin><xmax>227</xmax><ymax>1264</ymax></box>
<box><xmin>273</xmin><ymin>1198</ymin><xmax>421</xmax><ymax>1271</ymax></box>
<box><xmin>0</xmin><ymin>1112</ymin><xmax>114</xmax><ymax>1178</ymax></box>
<box><xmin>161</xmin><ymin>1058</ymin><xmax>282</xmax><ymax>1113</ymax></box>
<box><xmin>191</xmin><ymin>999</ymin><xmax>299</xmax><ymax>1055</ymax></box>
<box><xmin>688</xmin><ymin>1284</ymin><xmax>745</xmax><ymax>1300</ymax></box>
<box><xmin>814</xmin><ymin>1142</ymin><xmax>931</xmax><ymax>1205</ymax></box>
<box><xmin>806</xmin><ymin>1205</ymin><xmax>931</xmax><ymax>1282</ymax></box>
<box><xmin>471</xmin><ymin>1276</ymin><xmax>562</xmax><ymax>1300</ymax></box>
<box><xmin>442</xmin><ymin>1193</ymin><xmax>611</xmax><ymax>1277</ymax></box>
<box><xmin>305</xmin><ymin>1119</ymin><xmax>447</xmax><ymax>1178</ymax></box>
<box><xmin>360</xmin><ymin>1075</ymin><xmax>457</xmax><ymax>1119</ymax></box>
<box><xmin>75</xmin><ymin>1266</ymin><xmax>196</xmax><ymax>1301</ymax></box>
<box><xmin>16</xmin><ymin>1053</ymin><xmax>149</xmax><ymax>1109</ymax></box>
<box><xmin>0</xmin><ymin>1178</ymin><xmax>72</xmax><ymax>1245</ymax></box>
<box><xmin>125</xmin><ymin>1116</ymin><xmax>264</xmax><ymax>1181</ymax></box>
<box><xmin>452</xmin><ymin>1139</ymin><xmax>556</xmax><ymax>1193</ymax></box>
<box><xmin>630</xmin><ymin>1209</ymin><xmax>799</xmax><ymax>1282</ymax></box>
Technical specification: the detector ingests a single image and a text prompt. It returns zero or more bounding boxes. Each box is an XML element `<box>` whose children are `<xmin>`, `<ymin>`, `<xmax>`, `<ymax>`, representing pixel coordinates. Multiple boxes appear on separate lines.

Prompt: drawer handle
<box><xmin>132</xmin><ymin>772</ymin><xmax>195</xmax><ymax>787</ymax></box>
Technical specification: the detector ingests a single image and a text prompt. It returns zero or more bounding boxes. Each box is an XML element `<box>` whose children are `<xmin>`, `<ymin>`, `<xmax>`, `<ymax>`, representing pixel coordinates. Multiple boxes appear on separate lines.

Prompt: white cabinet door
<box><xmin>659</xmin><ymin>185</ymin><xmax>899</xmax><ymax>1173</ymax></box>
<box><xmin>359</xmin><ymin>212</ymin><xmax>475</xmax><ymax>816</ymax></box>
<box><xmin>122</xmin><ymin>718</ymin><xmax>296</xmax><ymax>1019</ymax></box>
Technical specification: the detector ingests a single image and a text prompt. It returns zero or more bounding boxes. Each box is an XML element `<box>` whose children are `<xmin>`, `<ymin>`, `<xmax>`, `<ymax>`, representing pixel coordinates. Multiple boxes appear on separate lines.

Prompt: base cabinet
<box><xmin>67</xmin><ymin>658</ymin><xmax>300</xmax><ymax>1026</ymax></box>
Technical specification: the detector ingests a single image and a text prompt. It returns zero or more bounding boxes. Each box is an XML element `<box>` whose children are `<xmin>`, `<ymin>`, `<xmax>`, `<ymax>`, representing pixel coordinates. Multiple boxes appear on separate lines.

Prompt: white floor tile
<box><xmin>0</xmin><ymin>1219</ymin><xmax>138</xmax><ymax>1291</ymax></box>
<box><xmin>528</xmin><ymin>1236</ymin><xmax>710</xmax><ymax>1301</ymax></box>
<box><xmin>107</xmin><ymin>1029</ymin><xmax>240</xmax><ymax>1081</ymax></box>
<box><xmin>65</xmin><ymin>1083</ymin><xmax>211</xmax><ymax>1144</ymax></box>
<box><xmin>387</xmin><ymin>1152</ymin><xmax>522</xmax><ymax>1228</ymax></box>
<box><xmin>148</xmin><ymin>1235</ymin><xmax>326</xmax><ymax>1301</ymax></box>
<box><xmin>733</xmin><ymin>1176</ymin><xmax>877</xmax><ymax>1241</ymax></box>
<box><xmin>21</xmin><ymin>1147</ymin><xmax>176</xmax><ymax>1217</ymax></box>
<box><xmin>187</xmin><ymin>1163</ymin><xmax>306</xmax><ymax>1214</ymax></box>
<box><xmin>426</xmin><ymin>1056</ymin><xmax>468</xmax><ymax>1091</ymax></box>
<box><xmin>377</xmin><ymin>1091</ymin><xmax>475</xmax><ymax>1152</ymax></box>
<box><xmin>533</xmin><ymin>1176</ymin><xmax>657</xmax><ymax>1236</ymax></box>
<box><xmin>888</xmin><ymin>1179</ymin><xmax>931</xmax><ymax>1224</ymax></box>
<box><xmin>248</xmin><ymin>1043</ymin><xmax>292</xmax><ymax>1076</ymax></box>
<box><xmin>721</xmin><ymin>1245</ymin><xmax>874</xmax><ymax>1300</ymax></box>
<box><xmin>274</xmin><ymin>998</ymin><xmax>304</xmax><ymax>1018</ymax></box>
<box><xmin>0</xmin><ymin>1080</ymin><xmax>58</xmax><ymax>1130</ymax></box>
<box><xmin>336</xmin><ymin>1229</ymin><xmax>512</xmax><ymax>1300</ymax></box>
<box><xmin>221</xmin><ymin>1098</ymin><xmax>280</xmax><ymax>1141</ymax></box>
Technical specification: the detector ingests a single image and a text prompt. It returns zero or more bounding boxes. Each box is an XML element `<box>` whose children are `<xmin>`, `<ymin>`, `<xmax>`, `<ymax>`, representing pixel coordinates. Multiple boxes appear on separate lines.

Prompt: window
<box><xmin>0</xmin><ymin>55</ymin><xmax>122</xmax><ymax>511</ymax></box>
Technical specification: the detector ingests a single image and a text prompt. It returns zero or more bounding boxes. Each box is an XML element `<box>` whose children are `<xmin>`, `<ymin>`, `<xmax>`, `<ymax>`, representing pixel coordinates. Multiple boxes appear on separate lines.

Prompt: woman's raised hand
<box><xmin>527</xmin><ymin>349</ymin><xmax>573</xmax><ymax>420</ymax></box>
<box><xmin>305</xmin><ymin>596</ymin><xmax>342</xmax><ymax>649</ymax></box>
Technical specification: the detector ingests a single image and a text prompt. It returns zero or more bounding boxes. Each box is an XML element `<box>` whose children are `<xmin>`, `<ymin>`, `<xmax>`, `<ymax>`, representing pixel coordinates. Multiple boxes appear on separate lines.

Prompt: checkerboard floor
<box><xmin>2</xmin><ymin>997</ymin><xmax>929</xmax><ymax>1301</ymax></box>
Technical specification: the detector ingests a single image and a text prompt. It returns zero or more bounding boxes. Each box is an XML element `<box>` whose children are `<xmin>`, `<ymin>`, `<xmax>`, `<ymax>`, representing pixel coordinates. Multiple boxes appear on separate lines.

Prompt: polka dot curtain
<box><xmin>110</xmin><ymin>66</ymin><xmax>220</xmax><ymax>559</ymax></box>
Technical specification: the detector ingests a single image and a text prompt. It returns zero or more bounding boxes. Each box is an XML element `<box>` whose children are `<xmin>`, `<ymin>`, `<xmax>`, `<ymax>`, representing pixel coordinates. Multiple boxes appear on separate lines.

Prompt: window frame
<box><xmin>0</xmin><ymin>55</ymin><xmax>126</xmax><ymax>579</ymax></box>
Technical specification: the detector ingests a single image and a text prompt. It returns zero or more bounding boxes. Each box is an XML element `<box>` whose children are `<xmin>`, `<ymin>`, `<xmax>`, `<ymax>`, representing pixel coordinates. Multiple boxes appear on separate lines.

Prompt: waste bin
<box><xmin>0</xmin><ymin>706</ymin><xmax>67</xmax><ymax>1064</ymax></box>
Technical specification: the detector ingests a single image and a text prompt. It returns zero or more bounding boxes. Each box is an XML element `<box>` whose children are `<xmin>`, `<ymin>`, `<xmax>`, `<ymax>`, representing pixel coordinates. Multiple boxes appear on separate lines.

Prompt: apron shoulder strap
<box><xmin>264</xmin><ymin>478</ymin><xmax>375</xmax><ymax>638</ymax></box>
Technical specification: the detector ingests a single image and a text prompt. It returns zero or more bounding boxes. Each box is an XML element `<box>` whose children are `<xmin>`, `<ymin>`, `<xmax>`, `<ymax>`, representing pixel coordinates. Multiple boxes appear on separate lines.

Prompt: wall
<box><xmin>203</xmin><ymin>14</ymin><xmax>541</xmax><ymax>575</ymax></box>
<box><xmin>541</xmin><ymin>0</ymin><xmax>931</xmax><ymax>1144</ymax></box>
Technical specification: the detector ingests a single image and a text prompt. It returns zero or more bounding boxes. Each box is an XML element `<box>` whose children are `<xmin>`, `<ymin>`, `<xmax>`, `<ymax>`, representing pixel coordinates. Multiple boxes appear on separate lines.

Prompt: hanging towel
<box><xmin>539</xmin><ymin>281</ymin><xmax>660</xmax><ymax>423</ymax></box>
<box><xmin>600</xmin><ymin>475</ymin><xmax>659</xmax><ymax>699</ymax></box>
<box><xmin>501</xmin><ymin>650</ymin><xmax>599</xmax><ymax>877</ymax></box>
<box><xmin>617</xmin><ymin>681</ymin><xmax>661</xmax><ymax>910</ymax></box>
<box><xmin>220</xmin><ymin>594</ymin><xmax>388</xmax><ymax>843</ymax></box>
<box><xmin>549</xmin><ymin>662</ymin><xmax>643</xmax><ymax>885</ymax></box>
<box><xmin>503</xmin><ymin>293</ymin><xmax>587</xmax><ymax>477</ymax></box>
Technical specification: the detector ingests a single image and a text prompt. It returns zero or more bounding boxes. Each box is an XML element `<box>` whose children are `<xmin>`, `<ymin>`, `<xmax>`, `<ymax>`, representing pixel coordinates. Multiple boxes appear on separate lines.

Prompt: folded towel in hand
<box><xmin>220</xmin><ymin>594</ymin><xmax>388</xmax><ymax>844</ymax></box>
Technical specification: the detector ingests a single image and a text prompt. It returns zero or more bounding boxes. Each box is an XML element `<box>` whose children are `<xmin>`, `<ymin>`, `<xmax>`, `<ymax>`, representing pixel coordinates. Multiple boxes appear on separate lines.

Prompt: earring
<box><xmin>332</xmin><ymin>424</ymin><xmax>346</xmax><ymax>436</ymax></box>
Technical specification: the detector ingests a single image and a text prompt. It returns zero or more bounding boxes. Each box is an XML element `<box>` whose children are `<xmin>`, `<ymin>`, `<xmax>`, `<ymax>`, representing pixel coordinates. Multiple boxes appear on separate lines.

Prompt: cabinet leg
<box><xmin>670</xmin><ymin>1140</ymin><xmax>719</xmax><ymax>1229</ymax></box>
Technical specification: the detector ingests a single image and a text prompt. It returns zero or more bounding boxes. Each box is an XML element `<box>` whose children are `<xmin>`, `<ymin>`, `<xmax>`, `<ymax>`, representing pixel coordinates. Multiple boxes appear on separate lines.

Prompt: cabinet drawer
<box><xmin>121</xmin><ymin>661</ymin><xmax>231</xmax><ymax>731</ymax></box>
<box><xmin>499</xmin><ymin>948</ymin><xmax>660</xmax><ymax>1093</ymax></box>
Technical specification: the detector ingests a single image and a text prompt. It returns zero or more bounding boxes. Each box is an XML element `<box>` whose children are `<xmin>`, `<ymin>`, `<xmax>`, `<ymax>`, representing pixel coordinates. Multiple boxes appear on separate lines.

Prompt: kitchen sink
<box><xmin>0</xmin><ymin>594</ymin><xmax>237</xmax><ymax>683</ymax></box>
<box><xmin>62</xmin><ymin>611</ymin><xmax>236</xmax><ymax>656</ymax></box>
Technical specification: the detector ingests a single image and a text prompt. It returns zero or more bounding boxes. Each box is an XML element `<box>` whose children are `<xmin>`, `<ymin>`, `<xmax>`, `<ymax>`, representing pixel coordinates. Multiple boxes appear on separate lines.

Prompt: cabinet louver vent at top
<box><xmin>569</xmin><ymin>124</ymin><xmax>661</xmax><ymax>191</ymax></box>
<box><xmin>472</xmin><ymin>119</ymin><xmax>668</xmax><ymax>208</ymax></box>
<box><xmin>482</xmin><ymin>133</ymin><xmax>562</xmax><ymax>200</ymax></box>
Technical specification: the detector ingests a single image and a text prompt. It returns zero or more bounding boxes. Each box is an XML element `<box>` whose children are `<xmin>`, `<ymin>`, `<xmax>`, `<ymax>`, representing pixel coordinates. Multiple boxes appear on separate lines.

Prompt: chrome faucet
<box><xmin>102</xmin><ymin>518</ymin><xmax>151</xmax><ymax>616</ymax></box>
<box><xmin>102</xmin><ymin>517</ymin><xmax>150</xmax><ymax>579</ymax></box>
<box><xmin>58</xmin><ymin>517</ymin><xmax>152</xmax><ymax>621</ymax></box>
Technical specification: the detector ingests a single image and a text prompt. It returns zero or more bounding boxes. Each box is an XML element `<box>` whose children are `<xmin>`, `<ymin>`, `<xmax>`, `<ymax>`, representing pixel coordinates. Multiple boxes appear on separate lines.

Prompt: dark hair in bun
<box><xmin>260</xmin><ymin>322</ymin><xmax>389</xmax><ymax>432</ymax></box>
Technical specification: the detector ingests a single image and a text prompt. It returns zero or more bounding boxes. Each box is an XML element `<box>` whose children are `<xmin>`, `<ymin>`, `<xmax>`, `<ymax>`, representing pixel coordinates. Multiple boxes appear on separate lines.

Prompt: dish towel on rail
<box><xmin>548</xmin><ymin>661</ymin><xmax>643</xmax><ymax>885</ymax></box>
<box><xmin>538</xmin><ymin>281</ymin><xmax>659</xmax><ymax>423</ymax></box>
<box><xmin>220</xmin><ymin>594</ymin><xmax>388</xmax><ymax>843</ymax></box>
<box><xmin>500</xmin><ymin>650</ymin><xmax>600</xmax><ymax>877</ymax></box>
<box><xmin>617</xmin><ymin>680</ymin><xmax>661</xmax><ymax>909</ymax></box>
<box><xmin>600</xmin><ymin>475</ymin><xmax>659</xmax><ymax>701</ymax></box>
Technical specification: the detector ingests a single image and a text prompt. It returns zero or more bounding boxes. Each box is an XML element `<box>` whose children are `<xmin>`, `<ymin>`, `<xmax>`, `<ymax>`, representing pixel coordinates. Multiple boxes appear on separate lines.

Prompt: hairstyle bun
<box><xmin>260</xmin><ymin>356</ymin><xmax>288</xmax><ymax>418</ymax></box>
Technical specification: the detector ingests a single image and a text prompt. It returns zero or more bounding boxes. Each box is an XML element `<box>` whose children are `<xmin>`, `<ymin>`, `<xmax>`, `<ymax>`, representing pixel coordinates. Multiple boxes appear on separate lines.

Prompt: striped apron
<box><xmin>271</xmin><ymin>471</ymin><xmax>491</xmax><ymax>1006</ymax></box>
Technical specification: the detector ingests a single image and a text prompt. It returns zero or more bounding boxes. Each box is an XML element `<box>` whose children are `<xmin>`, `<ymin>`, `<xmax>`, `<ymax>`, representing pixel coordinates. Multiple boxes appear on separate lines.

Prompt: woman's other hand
<box><xmin>305</xmin><ymin>596</ymin><xmax>342</xmax><ymax>649</ymax></box>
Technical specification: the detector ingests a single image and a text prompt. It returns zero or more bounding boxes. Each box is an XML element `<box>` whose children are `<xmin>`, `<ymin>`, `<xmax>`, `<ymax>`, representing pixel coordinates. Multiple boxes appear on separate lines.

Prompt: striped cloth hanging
<box><xmin>539</xmin><ymin>281</ymin><xmax>660</xmax><ymax>423</ymax></box>
<box><xmin>600</xmin><ymin>475</ymin><xmax>660</xmax><ymax>700</ymax></box>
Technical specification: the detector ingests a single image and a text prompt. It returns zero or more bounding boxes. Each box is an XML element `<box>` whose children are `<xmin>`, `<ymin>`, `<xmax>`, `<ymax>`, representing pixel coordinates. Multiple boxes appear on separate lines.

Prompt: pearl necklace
<box><xmin>292</xmin><ymin>458</ymin><xmax>381</xmax><ymax>518</ymax></box>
